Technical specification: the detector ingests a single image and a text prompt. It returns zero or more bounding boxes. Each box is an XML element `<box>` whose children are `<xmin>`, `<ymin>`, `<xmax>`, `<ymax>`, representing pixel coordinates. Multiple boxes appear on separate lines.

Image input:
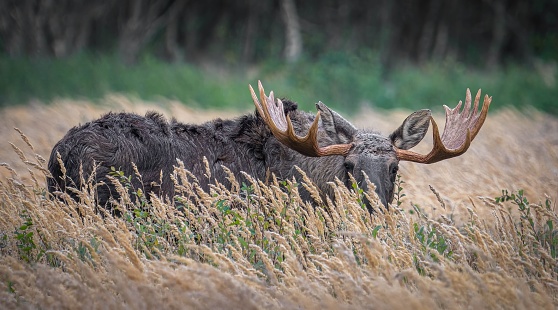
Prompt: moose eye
<box><xmin>390</xmin><ymin>164</ymin><xmax>399</xmax><ymax>175</ymax></box>
<box><xmin>344</xmin><ymin>161</ymin><xmax>354</xmax><ymax>171</ymax></box>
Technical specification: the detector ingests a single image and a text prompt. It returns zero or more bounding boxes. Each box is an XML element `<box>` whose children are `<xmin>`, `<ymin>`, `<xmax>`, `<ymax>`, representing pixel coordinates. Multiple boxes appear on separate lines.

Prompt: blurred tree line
<box><xmin>0</xmin><ymin>0</ymin><xmax>556</xmax><ymax>70</ymax></box>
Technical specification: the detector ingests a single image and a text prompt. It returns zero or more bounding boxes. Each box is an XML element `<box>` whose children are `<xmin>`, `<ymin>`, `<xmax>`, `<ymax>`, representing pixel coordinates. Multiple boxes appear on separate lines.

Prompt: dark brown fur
<box><xmin>48</xmin><ymin>99</ymin><xmax>431</xmax><ymax>213</ymax></box>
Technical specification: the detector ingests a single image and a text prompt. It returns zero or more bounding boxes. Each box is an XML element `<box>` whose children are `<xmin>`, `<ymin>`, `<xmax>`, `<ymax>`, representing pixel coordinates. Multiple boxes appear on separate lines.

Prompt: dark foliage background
<box><xmin>0</xmin><ymin>0</ymin><xmax>557</xmax><ymax>113</ymax></box>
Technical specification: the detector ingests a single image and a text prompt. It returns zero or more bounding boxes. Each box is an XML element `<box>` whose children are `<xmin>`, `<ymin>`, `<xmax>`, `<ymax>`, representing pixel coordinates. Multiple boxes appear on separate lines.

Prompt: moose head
<box><xmin>250</xmin><ymin>81</ymin><xmax>491</xmax><ymax>210</ymax></box>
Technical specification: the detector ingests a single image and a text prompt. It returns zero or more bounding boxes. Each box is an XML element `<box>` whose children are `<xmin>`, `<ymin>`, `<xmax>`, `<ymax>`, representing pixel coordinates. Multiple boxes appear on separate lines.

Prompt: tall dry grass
<box><xmin>0</xmin><ymin>96</ymin><xmax>557</xmax><ymax>309</ymax></box>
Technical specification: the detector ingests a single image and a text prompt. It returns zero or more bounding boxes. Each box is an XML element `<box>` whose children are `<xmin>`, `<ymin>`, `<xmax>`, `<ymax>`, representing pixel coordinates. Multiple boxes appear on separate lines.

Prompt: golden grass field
<box><xmin>0</xmin><ymin>94</ymin><xmax>557</xmax><ymax>309</ymax></box>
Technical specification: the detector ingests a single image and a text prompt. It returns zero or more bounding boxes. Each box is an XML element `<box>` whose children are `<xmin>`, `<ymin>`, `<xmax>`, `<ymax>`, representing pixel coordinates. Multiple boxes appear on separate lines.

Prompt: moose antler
<box><xmin>249</xmin><ymin>81</ymin><xmax>353</xmax><ymax>157</ymax></box>
<box><xmin>396</xmin><ymin>89</ymin><xmax>492</xmax><ymax>163</ymax></box>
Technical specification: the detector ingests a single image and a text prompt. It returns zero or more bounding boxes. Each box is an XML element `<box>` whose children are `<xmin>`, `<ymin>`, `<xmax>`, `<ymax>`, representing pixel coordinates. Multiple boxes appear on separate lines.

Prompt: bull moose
<box><xmin>48</xmin><ymin>81</ymin><xmax>491</xmax><ymax>213</ymax></box>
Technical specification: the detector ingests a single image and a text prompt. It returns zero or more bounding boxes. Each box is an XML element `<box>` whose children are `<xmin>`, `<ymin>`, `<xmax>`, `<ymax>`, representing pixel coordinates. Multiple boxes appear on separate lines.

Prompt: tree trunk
<box><xmin>418</xmin><ymin>0</ymin><xmax>443</xmax><ymax>63</ymax></box>
<box><xmin>0</xmin><ymin>2</ymin><xmax>23</xmax><ymax>56</ymax></box>
<box><xmin>30</xmin><ymin>2</ymin><xmax>48</xmax><ymax>56</ymax></box>
<box><xmin>432</xmin><ymin>23</ymin><xmax>448</xmax><ymax>60</ymax></box>
<box><xmin>117</xmin><ymin>0</ymin><xmax>176</xmax><ymax>65</ymax></box>
<box><xmin>280</xmin><ymin>0</ymin><xmax>302</xmax><ymax>63</ymax></box>
<box><xmin>242</xmin><ymin>0</ymin><xmax>257</xmax><ymax>63</ymax></box>
<box><xmin>486</xmin><ymin>0</ymin><xmax>507</xmax><ymax>68</ymax></box>
<box><xmin>379</xmin><ymin>0</ymin><xmax>395</xmax><ymax>79</ymax></box>
<box><xmin>164</xmin><ymin>1</ymin><xmax>185</xmax><ymax>62</ymax></box>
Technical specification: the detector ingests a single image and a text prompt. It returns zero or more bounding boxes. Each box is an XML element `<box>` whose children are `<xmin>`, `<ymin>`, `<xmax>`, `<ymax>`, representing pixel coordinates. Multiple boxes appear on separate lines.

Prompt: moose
<box><xmin>48</xmin><ymin>81</ymin><xmax>491</xmax><ymax>213</ymax></box>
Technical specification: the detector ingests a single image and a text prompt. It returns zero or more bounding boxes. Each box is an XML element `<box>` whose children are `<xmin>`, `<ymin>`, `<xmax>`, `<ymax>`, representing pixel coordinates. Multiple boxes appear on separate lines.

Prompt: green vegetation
<box><xmin>14</xmin><ymin>210</ymin><xmax>43</xmax><ymax>263</ymax></box>
<box><xmin>1</xmin><ymin>52</ymin><xmax>557</xmax><ymax>115</ymax></box>
<box><xmin>496</xmin><ymin>189</ymin><xmax>558</xmax><ymax>259</ymax></box>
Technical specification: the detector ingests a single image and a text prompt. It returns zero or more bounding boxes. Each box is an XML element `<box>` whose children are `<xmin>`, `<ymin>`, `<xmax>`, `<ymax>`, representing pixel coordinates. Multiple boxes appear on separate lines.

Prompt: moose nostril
<box><xmin>344</xmin><ymin>161</ymin><xmax>354</xmax><ymax>170</ymax></box>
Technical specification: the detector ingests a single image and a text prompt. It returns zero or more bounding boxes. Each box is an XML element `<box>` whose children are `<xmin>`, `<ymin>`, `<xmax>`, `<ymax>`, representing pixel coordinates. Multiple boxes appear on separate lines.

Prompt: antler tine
<box><xmin>396</xmin><ymin>89</ymin><xmax>492</xmax><ymax>164</ymax></box>
<box><xmin>249</xmin><ymin>81</ymin><xmax>352</xmax><ymax>157</ymax></box>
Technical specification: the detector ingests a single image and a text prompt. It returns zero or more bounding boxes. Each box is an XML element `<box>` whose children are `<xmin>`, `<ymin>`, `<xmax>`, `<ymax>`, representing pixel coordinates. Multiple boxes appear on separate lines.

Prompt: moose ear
<box><xmin>316</xmin><ymin>101</ymin><xmax>357</xmax><ymax>144</ymax></box>
<box><xmin>389</xmin><ymin>109</ymin><xmax>431</xmax><ymax>150</ymax></box>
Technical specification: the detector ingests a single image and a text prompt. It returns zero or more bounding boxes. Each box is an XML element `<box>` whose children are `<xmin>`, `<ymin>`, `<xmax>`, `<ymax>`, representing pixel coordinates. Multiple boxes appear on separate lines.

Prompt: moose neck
<box><xmin>184</xmin><ymin>109</ymin><xmax>348</xmax><ymax>202</ymax></box>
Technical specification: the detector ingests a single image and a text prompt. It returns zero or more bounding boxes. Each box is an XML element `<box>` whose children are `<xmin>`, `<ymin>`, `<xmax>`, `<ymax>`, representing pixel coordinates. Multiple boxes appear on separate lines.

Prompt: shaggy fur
<box><xmin>48</xmin><ymin>99</ymin><xmax>429</xmax><ymax>212</ymax></box>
